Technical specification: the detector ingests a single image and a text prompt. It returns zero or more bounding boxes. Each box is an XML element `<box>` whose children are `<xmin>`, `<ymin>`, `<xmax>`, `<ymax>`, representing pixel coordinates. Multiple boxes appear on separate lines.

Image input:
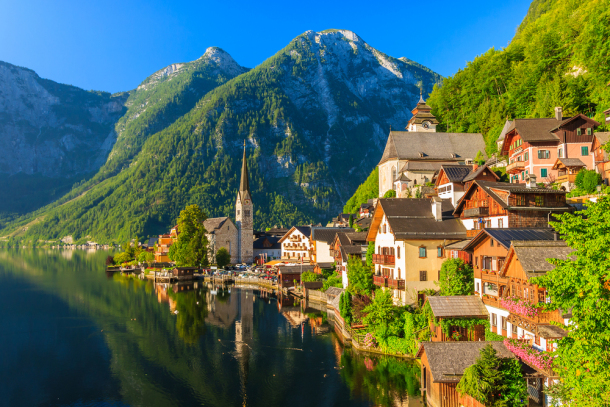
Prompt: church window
<box><xmin>391</xmin><ymin>166</ymin><xmax>396</xmax><ymax>182</ymax></box>
<box><xmin>237</xmin><ymin>210</ymin><xmax>240</xmax><ymax>215</ymax></box>
<box><xmin>244</xmin><ymin>210</ymin><xmax>250</xmax><ymax>217</ymax></box>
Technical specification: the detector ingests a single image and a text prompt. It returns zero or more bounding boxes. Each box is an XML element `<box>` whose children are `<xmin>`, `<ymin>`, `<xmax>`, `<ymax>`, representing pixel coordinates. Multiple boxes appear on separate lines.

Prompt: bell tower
<box><xmin>406</xmin><ymin>90</ymin><xmax>439</xmax><ymax>132</ymax></box>
<box><xmin>236</xmin><ymin>141</ymin><xmax>253</xmax><ymax>264</ymax></box>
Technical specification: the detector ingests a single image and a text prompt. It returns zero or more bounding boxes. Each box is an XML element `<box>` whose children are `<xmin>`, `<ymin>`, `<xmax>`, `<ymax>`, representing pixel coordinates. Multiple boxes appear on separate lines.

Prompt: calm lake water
<box><xmin>0</xmin><ymin>250</ymin><xmax>423</xmax><ymax>407</ymax></box>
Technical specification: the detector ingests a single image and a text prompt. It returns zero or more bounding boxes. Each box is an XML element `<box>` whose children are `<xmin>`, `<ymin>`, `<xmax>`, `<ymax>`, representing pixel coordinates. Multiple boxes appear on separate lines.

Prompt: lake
<box><xmin>0</xmin><ymin>250</ymin><xmax>423</xmax><ymax>407</ymax></box>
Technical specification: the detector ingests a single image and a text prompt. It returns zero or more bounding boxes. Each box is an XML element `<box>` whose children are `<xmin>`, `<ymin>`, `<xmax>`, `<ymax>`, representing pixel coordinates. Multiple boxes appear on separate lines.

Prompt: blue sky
<box><xmin>0</xmin><ymin>0</ymin><xmax>531</xmax><ymax>93</ymax></box>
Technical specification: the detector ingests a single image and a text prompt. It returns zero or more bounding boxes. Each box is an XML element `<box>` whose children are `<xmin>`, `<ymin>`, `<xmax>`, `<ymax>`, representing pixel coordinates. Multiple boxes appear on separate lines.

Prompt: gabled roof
<box><xmin>462</xmin><ymin>228</ymin><xmax>557</xmax><ymax>252</ymax></box>
<box><xmin>427</xmin><ymin>296</ymin><xmax>488</xmax><ymax>318</ymax></box>
<box><xmin>593</xmin><ymin>132</ymin><xmax>610</xmax><ymax>148</ymax></box>
<box><xmin>507</xmin><ymin>118</ymin><xmax>562</xmax><ymax>143</ymax></box>
<box><xmin>277</xmin><ymin>265</ymin><xmax>315</xmax><ymax>274</ymax></box>
<box><xmin>549</xmin><ymin>114</ymin><xmax>600</xmax><ymax>132</ymax></box>
<box><xmin>253</xmin><ymin>236</ymin><xmax>281</xmax><ymax>250</ymax></box>
<box><xmin>278</xmin><ymin>226</ymin><xmax>312</xmax><ymax>243</ymax></box>
<box><xmin>367</xmin><ymin>198</ymin><xmax>467</xmax><ymax>241</ymax></box>
<box><xmin>311</xmin><ymin>227</ymin><xmax>354</xmax><ymax>244</ymax></box>
<box><xmin>463</xmin><ymin>164</ymin><xmax>500</xmax><ymax>182</ymax></box>
<box><xmin>417</xmin><ymin>342</ymin><xmax>515</xmax><ymax>383</ymax></box>
<box><xmin>439</xmin><ymin>165</ymin><xmax>473</xmax><ymax>182</ymax></box>
<box><xmin>552</xmin><ymin>158</ymin><xmax>586</xmax><ymax>170</ymax></box>
<box><xmin>379</xmin><ymin>131</ymin><xmax>487</xmax><ymax>166</ymax></box>
<box><xmin>400</xmin><ymin>161</ymin><xmax>446</xmax><ymax>172</ymax></box>
<box><xmin>203</xmin><ymin>217</ymin><xmax>232</xmax><ymax>234</ymax></box>
<box><xmin>502</xmin><ymin>240</ymin><xmax>574</xmax><ymax>279</ymax></box>
<box><xmin>345</xmin><ymin>232</ymin><xmax>368</xmax><ymax>244</ymax></box>
<box><xmin>496</xmin><ymin>119</ymin><xmax>513</xmax><ymax>142</ymax></box>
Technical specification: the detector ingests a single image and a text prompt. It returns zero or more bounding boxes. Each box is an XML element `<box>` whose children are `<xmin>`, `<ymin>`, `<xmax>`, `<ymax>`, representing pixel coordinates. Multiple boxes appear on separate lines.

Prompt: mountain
<box><xmin>2</xmin><ymin>29</ymin><xmax>442</xmax><ymax>243</ymax></box>
<box><xmin>0</xmin><ymin>61</ymin><xmax>127</xmax><ymax>215</ymax></box>
<box><xmin>427</xmin><ymin>0</ymin><xmax>610</xmax><ymax>153</ymax></box>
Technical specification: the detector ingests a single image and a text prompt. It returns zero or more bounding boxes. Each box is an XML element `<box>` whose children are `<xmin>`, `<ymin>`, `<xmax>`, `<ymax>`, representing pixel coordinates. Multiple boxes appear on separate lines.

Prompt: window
<box><xmin>237</xmin><ymin>210</ymin><xmax>240</xmax><ymax>215</ymax></box>
<box><xmin>491</xmin><ymin>313</ymin><xmax>497</xmax><ymax>327</ymax></box>
<box><xmin>476</xmin><ymin>282</ymin><xmax>480</xmax><ymax>293</ymax></box>
<box><xmin>512</xmin><ymin>323</ymin><xmax>518</xmax><ymax>335</ymax></box>
<box><xmin>524</xmin><ymin>152</ymin><xmax>529</xmax><ymax>161</ymax></box>
<box><xmin>535</xmin><ymin>196</ymin><xmax>544</xmax><ymax>206</ymax></box>
<box><xmin>420</xmin><ymin>270</ymin><xmax>427</xmax><ymax>281</ymax></box>
<box><xmin>437</xmin><ymin>247</ymin><xmax>443</xmax><ymax>257</ymax></box>
<box><xmin>475</xmin><ymin>256</ymin><xmax>478</xmax><ymax>267</ymax></box>
<box><xmin>587</xmin><ymin>127</ymin><xmax>592</xmax><ymax>135</ymax></box>
<box><xmin>538</xmin><ymin>150</ymin><xmax>550</xmax><ymax>159</ymax></box>
<box><xmin>501</xmin><ymin>316</ymin><xmax>507</xmax><ymax>331</ymax></box>
<box><xmin>558</xmin><ymin>148</ymin><xmax>563</xmax><ymax>158</ymax></box>
<box><xmin>244</xmin><ymin>210</ymin><xmax>250</xmax><ymax>217</ymax></box>
<box><xmin>577</xmin><ymin>128</ymin><xmax>582</xmax><ymax>136</ymax></box>
<box><xmin>490</xmin><ymin>239</ymin><xmax>494</xmax><ymax>247</ymax></box>
<box><xmin>397</xmin><ymin>246</ymin><xmax>401</xmax><ymax>259</ymax></box>
<box><xmin>582</xmin><ymin>146</ymin><xmax>589</xmax><ymax>156</ymax></box>
<box><xmin>419</xmin><ymin>247</ymin><xmax>427</xmax><ymax>258</ymax></box>
<box><xmin>541</xmin><ymin>168</ymin><xmax>548</xmax><ymax>178</ymax></box>
<box><xmin>535</xmin><ymin>335</ymin><xmax>540</xmax><ymax>346</ymax></box>
<box><xmin>498</xmin><ymin>218</ymin><xmax>504</xmax><ymax>228</ymax></box>
<box><xmin>383</xmin><ymin>224</ymin><xmax>386</xmax><ymax>233</ymax></box>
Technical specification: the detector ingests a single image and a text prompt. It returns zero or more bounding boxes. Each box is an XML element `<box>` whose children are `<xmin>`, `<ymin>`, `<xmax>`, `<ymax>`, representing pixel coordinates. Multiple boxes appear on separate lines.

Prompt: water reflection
<box><xmin>0</xmin><ymin>249</ymin><xmax>422</xmax><ymax>407</ymax></box>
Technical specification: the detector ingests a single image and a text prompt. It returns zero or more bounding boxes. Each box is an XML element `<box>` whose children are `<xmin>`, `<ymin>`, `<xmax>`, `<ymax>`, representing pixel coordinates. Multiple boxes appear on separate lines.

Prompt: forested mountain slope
<box><xmin>427</xmin><ymin>0</ymin><xmax>610</xmax><ymax>153</ymax></box>
<box><xmin>3</xmin><ymin>30</ymin><xmax>442</xmax><ymax>243</ymax></box>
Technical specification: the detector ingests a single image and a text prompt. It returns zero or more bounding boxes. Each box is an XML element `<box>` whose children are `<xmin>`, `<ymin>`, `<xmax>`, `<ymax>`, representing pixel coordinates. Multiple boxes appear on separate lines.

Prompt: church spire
<box><xmin>239</xmin><ymin>141</ymin><xmax>250</xmax><ymax>200</ymax></box>
<box><xmin>419</xmin><ymin>88</ymin><xmax>424</xmax><ymax>104</ymax></box>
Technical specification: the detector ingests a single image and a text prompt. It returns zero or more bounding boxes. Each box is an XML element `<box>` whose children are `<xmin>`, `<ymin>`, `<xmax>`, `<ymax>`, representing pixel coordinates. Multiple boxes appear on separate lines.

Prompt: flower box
<box><xmin>504</xmin><ymin>338</ymin><xmax>554</xmax><ymax>371</ymax></box>
<box><xmin>500</xmin><ymin>296</ymin><xmax>539</xmax><ymax>319</ymax></box>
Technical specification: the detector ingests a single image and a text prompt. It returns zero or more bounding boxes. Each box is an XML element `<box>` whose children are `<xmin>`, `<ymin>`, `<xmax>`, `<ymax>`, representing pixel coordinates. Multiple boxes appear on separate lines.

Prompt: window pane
<box><xmin>582</xmin><ymin>146</ymin><xmax>588</xmax><ymax>156</ymax></box>
<box><xmin>541</xmin><ymin>168</ymin><xmax>548</xmax><ymax>178</ymax></box>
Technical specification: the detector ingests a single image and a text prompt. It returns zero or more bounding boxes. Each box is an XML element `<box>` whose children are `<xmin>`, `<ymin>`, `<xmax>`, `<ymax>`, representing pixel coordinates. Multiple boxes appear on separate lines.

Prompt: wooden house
<box><xmin>426</xmin><ymin>296</ymin><xmax>488</xmax><ymax>342</ymax></box>
<box><xmin>551</xmin><ymin>158</ymin><xmax>586</xmax><ymax>190</ymax></box>
<box><xmin>453</xmin><ymin>180</ymin><xmax>572</xmax><ymax>236</ymax></box>
<box><xmin>435</xmin><ymin>164</ymin><xmax>499</xmax><ymax>205</ymax></box>
<box><xmin>277</xmin><ymin>264</ymin><xmax>314</xmax><ymax>288</ymax></box>
<box><xmin>417</xmin><ymin>341</ymin><xmax>517</xmax><ymax>407</ymax></box>
<box><xmin>329</xmin><ymin>231</ymin><xmax>367</xmax><ymax>288</ymax></box>
<box><xmin>172</xmin><ymin>267</ymin><xmax>198</xmax><ymax>280</ymax></box>
<box><xmin>279</xmin><ymin>226</ymin><xmax>312</xmax><ymax>262</ymax></box>
<box><xmin>592</xmin><ymin>132</ymin><xmax>610</xmax><ymax>183</ymax></box>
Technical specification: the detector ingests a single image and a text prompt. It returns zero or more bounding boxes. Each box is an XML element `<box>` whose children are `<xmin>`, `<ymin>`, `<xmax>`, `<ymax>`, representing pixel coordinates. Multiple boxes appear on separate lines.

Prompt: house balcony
<box><xmin>556</xmin><ymin>173</ymin><xmax>577</xmax><ymax>184</ymax></box>
<box><xmin>506</xmin><ymin>161</ymin><xmax>525</xmax><ymax>174</ymax></box>
<box><xmin>482</xmin><ymin>295</ymin><xmax>501</xmax><ymax>308</ymax></box>
<box><xmin>373</xmin><ymin>275</ymin><xmax>387</xmax><ymax>287</ymax></box>
<box><xmin>463</xmin><ymin>206</ymin><xmax>489</xmax><ymax>218</ymax></box>
<box><xmin>388</xmin><ymin>278</ymin><xmax>405</xmax><ymax>290</ymax></box>
<box><xmin>372</xmin><ymin>254</ymin><xmax>395</xmax><ymax>265</ymax></box>
<box><xmin>466</xmin><ymin>229</ymin><xmax>484</xmax><ymax>238</ymax></box>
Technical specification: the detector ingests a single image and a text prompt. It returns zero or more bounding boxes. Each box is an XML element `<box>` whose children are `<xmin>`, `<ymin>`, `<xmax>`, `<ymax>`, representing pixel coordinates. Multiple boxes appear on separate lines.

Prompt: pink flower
<box><xmin>504</xmin><ymin>338</ymin><xmax>554</xmax><ymax>371</ymax></box>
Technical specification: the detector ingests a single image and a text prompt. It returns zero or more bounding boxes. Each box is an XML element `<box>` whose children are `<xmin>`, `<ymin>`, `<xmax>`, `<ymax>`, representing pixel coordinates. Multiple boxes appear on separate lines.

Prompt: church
<box><xmin>204</xmin><ymin>143</ymin><xmax>254</xmax><ymax>264</ymax></box>
<box><xmin>378</xmin><ymin>94</ymin><xmax>487</xmax><ymax>197</ymax></box>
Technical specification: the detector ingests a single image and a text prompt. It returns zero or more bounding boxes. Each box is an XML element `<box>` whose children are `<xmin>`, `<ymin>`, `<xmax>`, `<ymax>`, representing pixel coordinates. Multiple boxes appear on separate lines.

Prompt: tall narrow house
<box><xmin>236</xmin><ymin>143</ymin><xmax>254</xmax><ymax>264</ymax></box>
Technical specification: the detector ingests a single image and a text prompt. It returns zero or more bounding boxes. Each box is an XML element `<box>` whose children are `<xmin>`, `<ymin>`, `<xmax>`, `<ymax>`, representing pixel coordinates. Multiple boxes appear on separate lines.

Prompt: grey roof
<box><xmin>511</xmin><ymin>240</ymin><xmax>574</xmax><ymax>278</ymax></box>
<box><xmin>378</xmin><ymin>198</ymin><xmax>467</xmax><ymax>240</ymax></box>
<box><xmin>399</xmin><ymin>161</ymin><xmax>446</xmax><ymax>172</ymax></box>
<box><xmin>594</xmin><ymin>132</ymin><xmax>610</xmax><ymax>146</ymax></box>
<box><xmin>496</xmin><ymin>120</ymin><xmax>513</xmax><ymax>142</ymax></box>
<box><xmin>315</xmin><ymin>262</ymin><xmax>334</xmax><ymax>269</ymax></box>
<box><xmin>325</xmin><ymin>287</ymin><xmax>343</xmax><ymax>298</ymax></box>
<box><xmin>463</xmin><ymin>228</ymin><xmax>557</xmax><ymax>251</ymax></box>
<box><xmin>444</xmin><ymin>239</ymin><xmax>471</xmax><ymax>250</ymax></box>
<box><xmin>463</xmin><ymin>164</ymin><xmax>499</xmax><ymax>182</ymax></box>
<box><xmin>537</xmin><ymin>324</ymin><xmax>568</xmax><ymax>339</ymax></box>
<box><xmin>311</xmin><ymin>227</ymin><xmax>354</xmax><ymax>244</ymax></box>
<box><xmin>379</xmin><ymin>131</ymin><xmax>487</xmax><ymax>165</ymax></box>
<box><xmin>253</xmin><ymin>236</ymin><xmax>281</xmax><ymax>250</ymax></box>
<box><xmin>354</xmin><ymin>217</ymin><xmax>372</xmax><ymax>229</ymax></box>
<box><xmin>277</xmin><ymin>265</ymin><xmax>315</xmax><ymax>274</ymax></box>
<box><xmin>147</xmin><ymin>237</ymin><xmax>159</xmax><ymax>247</ymax></box>
<box><xmin>506</xmin><ymin>118</ymin><xmax>562</xmax><ymax>143</ymax></box>
<box><xmin>395</xmin><ymin>173</ymin><xmax>412</xmax><ymax>182</ymax></box>
<box><xmin>421</xmin><ymin>342</ymin><xmax>515</xmax><ymax>383</ymax></box>
<box><xmin>427</xmin><ymin>296</ymin><xmax>488</xmax><ymax>318</ymax></box>
<box><xmin>345</xmin><ymin>232</ymin><xmax>368</xmax><ymax>244</ymax></box>
<box><xmin>203</xmin><ymin>217</ymin><xmax>230</xmax><ymax>233</ymax></box>
<box><xmin>440</xmin><ymin>165</ymin><xmax>473</xmax><ymax>182</ymax></box>
<box><xmin>554</xmin><ymin>158</ymin><xmax>586</xmax><ymax>168</ymax></box>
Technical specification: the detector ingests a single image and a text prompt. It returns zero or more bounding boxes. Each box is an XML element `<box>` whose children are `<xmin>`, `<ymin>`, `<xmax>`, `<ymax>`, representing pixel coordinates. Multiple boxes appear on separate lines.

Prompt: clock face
<box><xmin>422</xmin><ymin>121</ymin><xmax>430</xmax><ymax>129</ymax></box>
<box><xmin>245</xmin><ymin>200</ymin><xmax>250</xmax><ymax>204</ymax></box>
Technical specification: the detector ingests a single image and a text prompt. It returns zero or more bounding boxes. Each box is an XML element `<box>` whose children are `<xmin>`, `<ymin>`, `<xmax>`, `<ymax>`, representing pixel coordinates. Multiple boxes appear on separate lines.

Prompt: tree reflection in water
<box><xmin>338</xmin><ymin>345</ymin><xmax>423</xmax><ymax>407</ymax></box>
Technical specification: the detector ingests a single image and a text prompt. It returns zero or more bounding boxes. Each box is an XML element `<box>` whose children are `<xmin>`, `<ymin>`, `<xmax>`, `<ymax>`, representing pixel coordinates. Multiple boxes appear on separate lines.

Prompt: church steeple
<box><xmin>238</xmin><ymin>141</ymin><xmax>251</xmax><ymax>202</ymax></box>
<box><xmin>406</xmin><ymin>90</ymin><xmax>439</xmax><ymax>132</ymax></box>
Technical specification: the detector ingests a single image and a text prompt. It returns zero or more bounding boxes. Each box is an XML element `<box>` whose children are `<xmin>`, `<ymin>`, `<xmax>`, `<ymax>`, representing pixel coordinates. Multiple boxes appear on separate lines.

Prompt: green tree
<box><xmin>532</xmin><ymin>195</ymin><xmax>610</xmax><ymax>405</ymax></box>
<box><xmin>474</xmin><ymin>150</ymin><xmax>485</xmax><ymax>165</ymax></box>
<box><xmin>215</xmin><ymin>247</ymin><xmax>231</xmax><ymax>269</ymax></box>
<box><xmin>343</xmin><ymin>167</ymin><xmax>379</xmax><ymax>213</ymax></box>
<box><xmin>137</xmin><ymin>251</ymin><xmax>154</xmax><ymax>263</ymax></box>
<box><xmin>322</xmin><ymin>271</ymin><xmax>343</xmax><ymax>291</ymax></box>
<box><xmin>113</xmin><ymin>252</ymin><xmax>132</xmax><ymax>265</ymax></box>
<box><xmin>340</xmin><ymin>291</ymin><xmax>353</xmax><ymax>324</ymax></box>
<box><xmin>366</xmin><ymin>241</ymin><xmax>375</xmax><ymax>267</ymax></box>
<box><xmin>169</xmin><ymin>205</ymin><xmax>210</xmax><ymax>267</ymax></box>
<box><xmin>301</xmin><ymin>271</ymin><xmax>320</xmax><ymax>282</ymax></box>
<box><xmin>437</xmin><ymin>258</ymin><xmax>474</xmax><ymax>296</ymax></box>
<box><xmin>348</xmin><ymin>214</ymin><xmax>354</xmax><ymax>228</ymax></box>
<box><xmin>383</xmin><ymin>189</ymin><xmax>396</xmax><ymax>198</ymax></box>
<box><xmin>346</xmin><ymin>256</ymin><xmax>374</xmax><ymax>297</ymax></box>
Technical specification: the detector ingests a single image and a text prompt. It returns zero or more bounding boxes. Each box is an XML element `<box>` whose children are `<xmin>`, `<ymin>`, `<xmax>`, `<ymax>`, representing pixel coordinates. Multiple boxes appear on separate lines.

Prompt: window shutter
<box><xmin>420</xmin><ymin>270</ymin><xmax>427</xmax><ymax>281</ymax></box>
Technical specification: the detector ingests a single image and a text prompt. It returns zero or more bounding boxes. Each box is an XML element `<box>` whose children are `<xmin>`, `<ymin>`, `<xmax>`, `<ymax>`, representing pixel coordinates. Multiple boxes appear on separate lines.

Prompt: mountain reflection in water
<box><xmin>0</xmin><ymin>249</ymin><xmax>423</xmax><ymax>407</ymax></box>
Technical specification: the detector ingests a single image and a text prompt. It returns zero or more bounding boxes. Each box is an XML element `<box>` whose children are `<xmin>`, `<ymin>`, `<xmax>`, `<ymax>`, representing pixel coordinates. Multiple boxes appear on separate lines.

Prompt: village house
<box><xmin>417</xmin><ymin>341</ymin><xmax>519</xmax><ymax>407</ymax></box>
<box><xmin>551</xmin><ymin>158</ymin><xmax>587</xmax><ymax>191</ymax></box>
<box><xmin>367</xmin><ymin>198</ymin><xmax>468</xmax><ymax>305</ymax></box>
<box><xmin>359</xmin><ymin>200</ymin><xmax>376</xmax><ymax>218</ymax></box>
<box><xmin>253</xmin><ymin>235</ymin><xmax>281</xmax><ymax>264</ymax></box>
<box><xmin>435</xmin><ymin>164</ymin><xmax>499</xmax><ymax>205</ymax></box>
<box><xmin>310</xmin><ymin>227</ymin><xmax>354</xmax><ymax>264</ymax></box>
<box><xmin>329</xmin><ymin>213</ymin><xmax>352</xmax><ymax>228</ymax></box>
<box><xmin>154</xmin><ymin>225</ymin><xmax>178</xmax><ymax>263</ymax></box>
<box><xmin>500</xmin><ymin>107</ymin><xmax>600</xmax><ymax>184</ymax></box>
<box><xmin>378</xmin><ymin>96</ymin><xmax>486</xmax><ymax>198</ymax></box>
<box><xmin>277</xmin><ymin>264</ymin><xmax>315</xmax><ymax>288</ymax></box>
<box><xmin>592</xmin><ymin>132</ymin><xmax>610</xmax><ymax>183</ymax></box>
<box><xmin>279</xmin><ymin>226</ymin><xmax>312</xmax><ymax>262</ymax></box>
<box><xmin>426</xmin><ymin>296</ymin><xmax>488</xmax><ymax>342</ymax></box>
<box><xmin>328</xmin><ymin>231</ymin><xmax>367</xmax><ymax>288</ymax></box>
<box><xmin>453</xmin><ymin>179</ymin><xmax>572</xmax><ymax>236</ymax></box>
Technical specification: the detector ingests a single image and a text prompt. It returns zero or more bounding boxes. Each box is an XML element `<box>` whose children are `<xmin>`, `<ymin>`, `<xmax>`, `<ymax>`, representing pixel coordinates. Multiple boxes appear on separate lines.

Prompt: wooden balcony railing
<box><xmin>463</xmin><ymin>206</ymin><xmax>489</xmax><ymax>218</ymax></box>
<box><xmin>506</xmin><ymin>161</ymin><xmax>525</xmax><ymax>174</ymax></box>
<box><xmin>466</xmin><ymin>229</ymin><xmax>484</xmax><ymax>238</ymax></box>
<box><xmin>388</xmin><ymin>278</ymin><xmax>405</xmax><ymax>290</ymax></box>
<box><xmin>556</xmin><ymin>174</ymin><xmax>577</xmax><ymax>184</ymax></box>
<box><xmin>372</xmin><ymin>254</ymin><xmax>395</xmax><ymax>265</ymax></box>
<box><xmin>373</xmin><ymin>275</ymin><xmax>388</xmax><ymax>287</ymax></box>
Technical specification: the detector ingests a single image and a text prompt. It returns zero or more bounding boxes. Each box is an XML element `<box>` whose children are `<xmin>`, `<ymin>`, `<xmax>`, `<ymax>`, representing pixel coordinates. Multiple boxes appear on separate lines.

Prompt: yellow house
<box><xmin>154</xmin><ymin>226</ymin><xmax>178</xmax><ymax>263</ymax></box>
<box><xmin>366</xmin><ymin>198</ymin><xmax>468</xmax><ymax>305</ymax></box>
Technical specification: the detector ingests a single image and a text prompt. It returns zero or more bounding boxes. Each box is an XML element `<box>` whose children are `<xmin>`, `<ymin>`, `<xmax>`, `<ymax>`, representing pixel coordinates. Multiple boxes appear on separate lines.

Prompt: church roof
<box><xmin>238</xmin><ymin>143</ymin><xmax>251</xmax><ymax>202</ymax></box>
<box><xmin>379</xmin><ymin>131</ymin><xmax>486</xmax><ymax>166</ymax></box>
<box><xmin>203</xmin><ymin>217</ymin><xmax>232</xmax><ymax>234</ymax></box>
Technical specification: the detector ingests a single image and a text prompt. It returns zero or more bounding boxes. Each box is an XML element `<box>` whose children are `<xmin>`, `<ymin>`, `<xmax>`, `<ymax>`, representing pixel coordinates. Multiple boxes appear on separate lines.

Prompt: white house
<box><xmin>279</xmin><ymin>226</ymin><xmax>312</xmax><ymax>262</ymax></box>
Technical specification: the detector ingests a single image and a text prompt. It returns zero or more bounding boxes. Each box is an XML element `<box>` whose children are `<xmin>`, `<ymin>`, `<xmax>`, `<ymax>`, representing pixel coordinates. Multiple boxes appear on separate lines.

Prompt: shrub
<box><xmin>383</xmin><ymin>189</ymin><xmax>396</xmax><ymax>198</ymax></box>
<box><xmin>301</xmin><ymin>271</ymin><xmax>320</xmax><ymax>282</ymax></box>
<box><xmin>113</xmin><ymin>252</ymin><xmax>132</xmax><ymax>264</ymax></box>
<box><xmin>438</xmin><ymin>258</ymin><xmax>474</xmax><ymax>296</ymax></box>
<box><xmin>322</xmin><ymin>271</ymin><xmax>343</xmax><ymax>291</ymax></box>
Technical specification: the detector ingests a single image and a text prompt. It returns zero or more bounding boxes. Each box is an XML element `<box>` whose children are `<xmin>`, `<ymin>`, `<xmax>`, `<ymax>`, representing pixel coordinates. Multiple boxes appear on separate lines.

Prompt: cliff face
<box><xmin>0</xmin><ymin>61</ymin><xmax>126</xmax><ymax>177</ymax></box>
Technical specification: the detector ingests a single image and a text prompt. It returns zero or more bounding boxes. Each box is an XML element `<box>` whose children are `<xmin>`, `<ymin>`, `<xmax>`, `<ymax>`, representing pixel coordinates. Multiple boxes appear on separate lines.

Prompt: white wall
<box><xmin>315</xmin><ymin>241</ymin><xmax>333</xmax><ymax>263</ymax></box>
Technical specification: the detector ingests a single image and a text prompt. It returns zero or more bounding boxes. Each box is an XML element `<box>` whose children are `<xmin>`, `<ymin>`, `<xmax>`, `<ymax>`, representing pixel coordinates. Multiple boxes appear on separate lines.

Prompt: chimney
<box><xmin>431</xmin><ymin>197</ymin><xmax>443</xmax><ymax>221</ymax></box>
<box><xmin>555</xmin><ymin>106</ymin><xmax>563</xmax><ymax>121</ymax></box>
<box><xmin>472</xmin><ymin>163</ymin><xmax>479</xmax><ymax>171</ymax></box>
<box><xmin>526</xmin><ymin>174</ymin><xmax>537</xmax><ymax>189</ymax></box>
<box><xmin>553</xmin><ymin>231</ymin><xmax>559</xmax><ymax>241</ymax></box>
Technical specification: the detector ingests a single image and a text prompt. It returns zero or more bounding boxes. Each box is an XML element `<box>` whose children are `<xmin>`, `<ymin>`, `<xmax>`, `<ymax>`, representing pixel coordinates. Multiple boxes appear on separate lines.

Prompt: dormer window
<box><xmin>419</xmin><ymin>152</ymin><xmax>425</xmax><ymax>158</ymax></box>
<box><xmin>587</xmin><ymin>128</ymin><xmax>592</xmax><ymax>135</ymax></box>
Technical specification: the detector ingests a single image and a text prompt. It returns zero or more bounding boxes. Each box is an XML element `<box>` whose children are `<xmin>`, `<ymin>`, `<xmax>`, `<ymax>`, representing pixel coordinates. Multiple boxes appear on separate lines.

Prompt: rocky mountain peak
<box><xmin>200</xmin><ymin>47</ymin><xmax>245</xmax><ymax>76</ymax></box>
